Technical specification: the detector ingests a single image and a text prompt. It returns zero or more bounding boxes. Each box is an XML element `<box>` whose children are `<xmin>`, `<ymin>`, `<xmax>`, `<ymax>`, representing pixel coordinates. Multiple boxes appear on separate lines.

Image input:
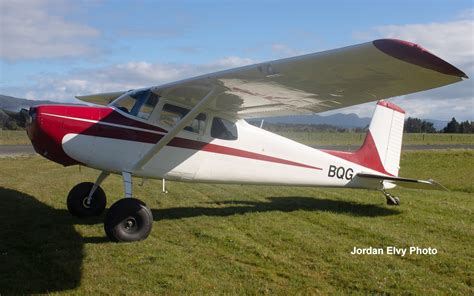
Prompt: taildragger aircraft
<box><xmin>3</xmin><ymin>39</ymin><xmax>468</xmax><ymax>242</ymax></box>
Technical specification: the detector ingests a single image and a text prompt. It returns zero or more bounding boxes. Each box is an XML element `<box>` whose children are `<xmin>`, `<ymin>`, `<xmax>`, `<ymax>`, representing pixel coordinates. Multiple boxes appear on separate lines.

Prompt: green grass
<box><xmin>1</xmin><ymin>130</ymin><xmax>474</xmax><ymax>146</ymax></box>
<box><xmin>0</xmin><ymin>151</ymin><xmax>472</xmax><ymax>294</ymax></box>
<box><xmin>401</xmin><ymin>133</ymin><xmax>474</xmax><ymax>145</ymax></box>
<box><xmin>0</xmin><ymin>130</ymin><xmax>29</xmax><ymax>145</ymax></box>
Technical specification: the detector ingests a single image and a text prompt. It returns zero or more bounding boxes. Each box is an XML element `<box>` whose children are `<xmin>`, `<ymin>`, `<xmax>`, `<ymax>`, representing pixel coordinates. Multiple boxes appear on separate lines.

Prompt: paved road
<box><xmin>313</xmin><ymin>144</ymin><xmax>474</xmax><ymax>151</ymax></box>
<box><xmin>0</xmin><ymin>144</ymin><xmax>473</xmax><ymax>156</ymax></box>
<box><xmin>0</xmin><ymin>145</ymin><xmax>36</xmax><ymax>156</ymax></box>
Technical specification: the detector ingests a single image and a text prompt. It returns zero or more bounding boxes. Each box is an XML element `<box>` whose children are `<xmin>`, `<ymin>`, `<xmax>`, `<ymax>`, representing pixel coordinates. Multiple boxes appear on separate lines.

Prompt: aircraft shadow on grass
<box><xmin>0</xmin><ymin>187</ymin><xmax>399</xmax><ymax>293</ymax></box>
<box><xmin>0</xmin><ymin>187</ymin><xmax>83</xmax><ymax>294</ymax></box>
<box><xmin>152</xmin><ymin>196</ymin><xmax>400</xmax><ymax>221</ymax></box>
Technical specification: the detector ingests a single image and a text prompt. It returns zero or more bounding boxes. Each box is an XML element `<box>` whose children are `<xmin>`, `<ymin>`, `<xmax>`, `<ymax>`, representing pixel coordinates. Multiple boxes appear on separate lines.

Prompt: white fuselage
<box><xmin>59</xmin><ymin>109</ymin><xmax>383</xmax><ymax>189</ymax></box>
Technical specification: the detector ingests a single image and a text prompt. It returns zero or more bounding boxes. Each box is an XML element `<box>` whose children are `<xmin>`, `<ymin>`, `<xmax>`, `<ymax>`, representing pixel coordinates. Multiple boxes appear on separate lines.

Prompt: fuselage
<box><xmin>26</xmin><ymin>104</ymin><xmax>388</xmax><ymax>189</ymax></box>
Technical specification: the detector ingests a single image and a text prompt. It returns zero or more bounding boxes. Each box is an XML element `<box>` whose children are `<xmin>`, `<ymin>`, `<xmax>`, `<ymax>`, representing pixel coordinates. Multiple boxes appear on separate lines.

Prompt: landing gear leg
<box><xmin>104</xmin><ymin>171</ymin><xmax>153</xmax><ymax>242</ymax></box>
<box><xmin>162</xmin><ymin>178</ymin><xmax>168</xmax><ymax>194</ymax></box>
<box><xmin>382</xmin><ymin>189</ymin><xmax>400</xmax><ymax>206</ymax></box>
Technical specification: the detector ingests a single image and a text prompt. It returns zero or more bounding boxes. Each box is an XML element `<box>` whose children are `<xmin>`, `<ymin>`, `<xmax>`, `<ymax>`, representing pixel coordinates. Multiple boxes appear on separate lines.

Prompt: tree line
<box><xmin>0</xmin><ymin>111</ymin><xmax>21</xmax><ymax>130</ymax></box>
<box><xmin>404</xmin><ymin>117</ymin><xmax>473</xmax><ymax>133</ymax></box>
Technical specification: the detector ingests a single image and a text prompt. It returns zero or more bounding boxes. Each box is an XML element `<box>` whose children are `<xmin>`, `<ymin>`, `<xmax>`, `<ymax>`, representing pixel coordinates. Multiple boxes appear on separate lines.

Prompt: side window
<box><xmin>211</xmin><ymin>117</ymin><xmax>238</xmax><ymax>140</ymax></box>
<box><xmin>159</xmin><ymin>104</ymin><xmax>207</xmax><ymax>134</ymax></box>
<box><xmin>187</xmin><ymin>113</ymin><xmax>207</xmax><ymax>134</ymax></box>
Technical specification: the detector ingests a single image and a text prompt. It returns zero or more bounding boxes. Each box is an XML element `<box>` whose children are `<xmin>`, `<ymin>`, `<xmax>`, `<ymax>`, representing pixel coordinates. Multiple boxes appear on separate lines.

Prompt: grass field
<box><xmin>1</xmin><ymin>129</ymin><xmax>474</xmax><ymax>146</ymax></box>
<box><xmin>0</xmin><ymin>130</ymin><xmax>30</xmax><ymax>145</ymax></box>
<box><xmin>0</xmin><ymin>150</ymin><xmax>473</xmax><ymax>294</ymax></box>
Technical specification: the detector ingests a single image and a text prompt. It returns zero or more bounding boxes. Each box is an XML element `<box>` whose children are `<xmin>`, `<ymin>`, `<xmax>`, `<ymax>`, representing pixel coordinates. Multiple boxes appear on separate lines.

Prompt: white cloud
<box><xmin>350</xmin><ymin>10</ymin><xmax>474</xmax><ymax>120</ymax></box>
<box><xmin>457</xmin><ymin>8</ymin><xmax>474</xmax><ymax>20</ymax></box>
<box><xmin>1</xmin><ymin>57</ymin><xmax>256</xmax><ymax>103</ymax></box>
<box><xmin>0</xmin><ymin>0</ymin><xmax>100</xmax><ymax>60</ymax></box>
<box><xmin>323</xmin><ymin>96</ymin><xmax>474</xmax><ymax>121</ymax></box>
<box><xmin>359</xmin><ymin>20</ymin><xmax>473</xmax><ymax>66</ymax></box>
<box><xmin>211</xmin><ymin>56</ymin><xmax>255</xmax><ymax>68</ymax></box>
<box><xmin>271</xmin><ymin>43</ymin><xmax>302</xmax><ymax>57</ymax></box>
<box><xmin>393</xmin><ymin>97</ymin><xmax>474</xmax><ymax>120</ymax></box>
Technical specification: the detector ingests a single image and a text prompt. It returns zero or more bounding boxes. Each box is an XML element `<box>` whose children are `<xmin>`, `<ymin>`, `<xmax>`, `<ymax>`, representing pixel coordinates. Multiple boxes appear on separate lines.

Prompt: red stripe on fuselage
<box><xmin>43</xmin><ymin>107</ymin><xmax>322</xmax><ymax>171</ymax></box>
<box><xmin>167</xmin><ymin>137</ymin><xmax>321</xmax><ymax>170</ymax></box>
<box><xmin>321</xmin><ymin>131</ymin><xmax>393</xmax><ymax>176</ymax></box>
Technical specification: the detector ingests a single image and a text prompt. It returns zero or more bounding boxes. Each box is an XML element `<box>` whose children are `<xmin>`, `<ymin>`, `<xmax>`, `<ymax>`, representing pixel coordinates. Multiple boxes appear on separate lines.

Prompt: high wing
<box><xmin>76</xmin><ymin>39</ymin><xmax>467</xmax><ymax>118</ymax></box>
<box><xmin>76</xmin><ymin>90</ymin><xmax>127</xmax><ymax>105</ymax></box>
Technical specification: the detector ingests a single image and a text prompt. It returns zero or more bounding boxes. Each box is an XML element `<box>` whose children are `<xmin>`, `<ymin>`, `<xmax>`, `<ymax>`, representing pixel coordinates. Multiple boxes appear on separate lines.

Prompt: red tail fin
<box><xmin>322</xmin><ymin>131</ymin><xmax>392</xmax><ymax>175</ymax></box>
<box><xmin>322</xmin><ymin>100</ymin><xmax>406</xmax><ymax>176</ymax></box>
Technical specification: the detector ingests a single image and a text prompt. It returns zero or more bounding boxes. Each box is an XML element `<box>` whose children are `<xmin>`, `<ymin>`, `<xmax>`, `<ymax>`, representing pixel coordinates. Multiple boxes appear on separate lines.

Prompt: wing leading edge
<box><xmin>76</xmin><ymin>39</ymin><xmax>467</xmax><ymax>118</ymax></box>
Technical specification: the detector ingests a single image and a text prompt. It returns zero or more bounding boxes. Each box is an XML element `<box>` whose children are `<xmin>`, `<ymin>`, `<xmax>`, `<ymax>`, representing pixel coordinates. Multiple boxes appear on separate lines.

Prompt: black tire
<box><xmin>104</xmin><ymin>198</ymin><xmax>153</xmax><ymax>242</ymax></box>
<box><xmin>67</xmin><ymin>182</ymin><xmax>107</xmax><ymax>217</ymax></box>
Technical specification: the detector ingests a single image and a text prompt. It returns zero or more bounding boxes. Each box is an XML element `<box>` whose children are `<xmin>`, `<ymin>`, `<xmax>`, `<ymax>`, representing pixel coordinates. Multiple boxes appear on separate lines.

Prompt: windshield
<box><xmin>111</xmin><ymin>89</ymin><xmax>160</xmax><ymax>120</ymax></box>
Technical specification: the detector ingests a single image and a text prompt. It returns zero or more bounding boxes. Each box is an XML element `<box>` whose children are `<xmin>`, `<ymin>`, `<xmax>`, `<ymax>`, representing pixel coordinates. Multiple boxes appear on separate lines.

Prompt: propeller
<box><xmin>1</xmin><ymin>106</ymin><xmax>33</xmax><ymax>126</ymax></box>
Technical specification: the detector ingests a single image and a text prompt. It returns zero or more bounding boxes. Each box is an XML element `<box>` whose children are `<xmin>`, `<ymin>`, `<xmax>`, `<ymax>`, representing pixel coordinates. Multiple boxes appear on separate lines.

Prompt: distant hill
<box><xmin>0</xmin><ymin>94</ymin><xmax>59</xmax><ymax>108</ymax></box>
<box><xmin>0</xmin><ymin>95</ymin><xmax>68</xmax><ymax>128</ymax></box>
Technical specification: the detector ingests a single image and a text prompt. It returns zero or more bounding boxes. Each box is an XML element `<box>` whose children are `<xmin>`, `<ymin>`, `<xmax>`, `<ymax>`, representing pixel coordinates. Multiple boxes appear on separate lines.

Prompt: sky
<box><xmin>0</xmin><ymin>0</ymin><xmax>473</xmax><ymax>120</ymax></box>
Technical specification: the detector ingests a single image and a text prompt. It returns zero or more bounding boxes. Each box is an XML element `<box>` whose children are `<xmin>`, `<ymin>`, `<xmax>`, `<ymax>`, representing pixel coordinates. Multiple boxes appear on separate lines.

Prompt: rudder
<box><xmin>367</xmin><ymin>100</ymin><xmax>405</xmax><ymax>176</ymax></box>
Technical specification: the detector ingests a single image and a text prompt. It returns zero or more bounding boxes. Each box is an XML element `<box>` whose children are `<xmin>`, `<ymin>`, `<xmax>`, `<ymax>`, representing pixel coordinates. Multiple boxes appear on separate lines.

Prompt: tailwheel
<box><xmin>382</xmin><ymin>189</ymin><xmax>400</xmax><ymax>206</ymax></box>
<box><xmin>104</xmin><ymin>198</ymin><xmax>153</xmax><ymax>242</ymax></box>
<box><xmin>67</xmin><ymin>182</ymin><xmax>107</xmax><ymax>217</ymax></box>
<box><xmin>386</xmin><ymin>195</ymin><xmax>400</xmax><ymax>206</ymax></box>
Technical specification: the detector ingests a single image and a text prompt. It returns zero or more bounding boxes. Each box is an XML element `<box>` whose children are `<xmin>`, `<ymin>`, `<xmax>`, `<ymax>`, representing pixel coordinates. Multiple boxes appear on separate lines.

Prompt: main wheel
<box><xmin>67</xmin><ymin>182</ymin><xmax>107</xmax><ymax>217</ymax></box>
<box><xmin>104</xmin><ymin>198</ymin><xmax>153</xmax><ymax>242</ymax></box>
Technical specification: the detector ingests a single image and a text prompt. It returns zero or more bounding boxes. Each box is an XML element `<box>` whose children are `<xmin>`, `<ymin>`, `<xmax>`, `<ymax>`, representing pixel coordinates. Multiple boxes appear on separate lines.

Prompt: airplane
<box><xmin>3</xmin><ymin>39</ymin><xmax>467</xmax><ymax>242</ymax></box>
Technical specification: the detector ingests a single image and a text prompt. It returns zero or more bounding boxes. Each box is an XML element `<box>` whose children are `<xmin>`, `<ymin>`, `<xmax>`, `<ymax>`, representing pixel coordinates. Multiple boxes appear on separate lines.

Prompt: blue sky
<box><xmin>1</xmin><ymin>0</ymin><xmax>473</xmax><ymax>120</ymax></box>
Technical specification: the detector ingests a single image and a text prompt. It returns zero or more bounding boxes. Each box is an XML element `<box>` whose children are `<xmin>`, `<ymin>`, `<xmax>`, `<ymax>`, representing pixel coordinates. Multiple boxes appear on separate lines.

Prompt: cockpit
<box><xmin>110</xmin><ymin>88</ymin><xmax>238</xmax><ymax>140</ymax></box>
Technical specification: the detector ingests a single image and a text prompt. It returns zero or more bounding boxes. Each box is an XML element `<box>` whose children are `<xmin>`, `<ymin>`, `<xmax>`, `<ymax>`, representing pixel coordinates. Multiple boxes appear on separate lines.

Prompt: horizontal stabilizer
<box><xmin>355</xmin><ymin>173</ymin><xmax>448</xmax><ymax>191</ymax></box>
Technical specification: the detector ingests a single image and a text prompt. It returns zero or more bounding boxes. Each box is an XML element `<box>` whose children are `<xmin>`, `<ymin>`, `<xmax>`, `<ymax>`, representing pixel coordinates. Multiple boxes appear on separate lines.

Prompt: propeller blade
<box><xmin>1</xmin><ymin>106</ymin><xmax>32</xmax><ymax>125</ymax></box>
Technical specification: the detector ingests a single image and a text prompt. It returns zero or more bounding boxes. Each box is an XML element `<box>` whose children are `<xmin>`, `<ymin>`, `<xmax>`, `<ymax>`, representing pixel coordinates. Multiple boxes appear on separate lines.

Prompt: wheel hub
<box><xmin>123</xmin><ymin>217</ymin><xmax>137</xmax><ymax>232</ymax></box>
<box><xmin>82</xmin><ymin>197</ymin><xmax>92</xmax><ymax>208</ymax></box>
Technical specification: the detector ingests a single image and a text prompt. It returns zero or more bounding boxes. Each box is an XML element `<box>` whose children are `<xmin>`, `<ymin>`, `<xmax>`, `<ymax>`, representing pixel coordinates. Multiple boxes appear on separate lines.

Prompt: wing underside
<box><xmin>76</xmin><ymin>39</ymin><xmax>467</xmax><ymax>118</ymax></box>
<box><xmin>75</xmin><ymin>91</ymin><xmax>127</xmax><ymax>106</ymax></box>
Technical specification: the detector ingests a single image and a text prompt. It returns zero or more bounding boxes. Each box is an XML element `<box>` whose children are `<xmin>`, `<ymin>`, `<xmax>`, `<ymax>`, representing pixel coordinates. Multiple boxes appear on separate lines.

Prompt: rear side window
<box><xmin>211</xmin><ymin>117</ymin><xmax>238</xmax><ymax>140</ymax></box>
<box><xmin>159</xmin><ymin>104</ymin><xmax>206</xmax><ymax>134</ymax></box>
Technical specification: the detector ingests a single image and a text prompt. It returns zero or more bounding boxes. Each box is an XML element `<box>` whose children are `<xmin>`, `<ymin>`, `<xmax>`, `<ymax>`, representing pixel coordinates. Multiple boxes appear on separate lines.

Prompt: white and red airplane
<box><xmin>5</xmin><ymin>39</ymin><xmax>467</xmax><ymax>242</ymax></box>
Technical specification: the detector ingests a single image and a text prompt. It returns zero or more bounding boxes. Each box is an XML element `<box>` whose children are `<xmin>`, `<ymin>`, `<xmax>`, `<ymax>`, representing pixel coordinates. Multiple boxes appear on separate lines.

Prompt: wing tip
<box><xmin>373</xmin><ymin>39</ymin><xmax>468</xmax><ymax>79</ymax></box>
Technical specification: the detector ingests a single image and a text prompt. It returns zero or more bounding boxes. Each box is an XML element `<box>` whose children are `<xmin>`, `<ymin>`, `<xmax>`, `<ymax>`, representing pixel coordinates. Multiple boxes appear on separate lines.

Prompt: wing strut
<box><xmin>131</xmin><ymin>85</ymin><xmax>219</xmax><ymax>172</ymax></box>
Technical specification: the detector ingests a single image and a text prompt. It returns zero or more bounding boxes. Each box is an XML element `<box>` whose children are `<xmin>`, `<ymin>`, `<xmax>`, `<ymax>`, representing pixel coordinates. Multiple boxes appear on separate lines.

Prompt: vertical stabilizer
<box><xmin>321</xmin><ymin>100</ymin><xmax>405</xmax><ymax>176</ymax></box>
<box><xmin>367</xmin><ymin>100</ymin><xmax>405</xmax><ymax>176</ymax></box>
